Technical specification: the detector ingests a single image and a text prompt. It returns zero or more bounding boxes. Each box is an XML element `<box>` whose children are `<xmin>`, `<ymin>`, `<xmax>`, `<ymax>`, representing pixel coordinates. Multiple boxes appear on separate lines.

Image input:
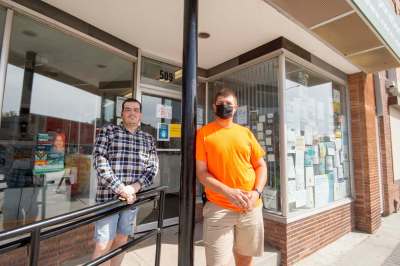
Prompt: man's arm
<box><xmin>93</xmin><ymin>127</ymin><xmax>124</xmax><ymax>194</ymax></box>
<box><xmin>196</xmin><ymin>160</ymin><xmax>250</xmax><ymax>209</ymax></box>
<box><xmin>245</xmin><ymin>157</ymin><xmax>268</xmax><ymax>209</ymax></box>
<box><xmin>135</xmin><ymin>136</ymin><xmax>159</xmax><ymax>191</ymax></box>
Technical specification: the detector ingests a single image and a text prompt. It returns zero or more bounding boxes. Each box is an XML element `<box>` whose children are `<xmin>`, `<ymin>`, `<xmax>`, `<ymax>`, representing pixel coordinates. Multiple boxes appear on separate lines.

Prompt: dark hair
<box><xmin>213</xmin><ymin>88</ymin><xmax>237</xmax><ymax>104</ymax></box>
<box><xmin>121</xmin><ymin>98</ymin><xmax>142</xmax><ymax>113</ymax></box>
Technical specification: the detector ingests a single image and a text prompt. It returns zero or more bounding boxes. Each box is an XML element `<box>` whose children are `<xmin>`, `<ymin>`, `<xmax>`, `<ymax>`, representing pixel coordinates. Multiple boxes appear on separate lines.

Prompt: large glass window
<box><xmin>0</xmin><ymin>13</ymin><xmax>134</xmax><ymax>231</ymax></box>
<box><xmin>285</xmin><ymin>60</ymin><xmax>351</xmax><ymax>214</ymax></box>
<box><xmin>208</xmin><ymin>58</ymin><xmax>281</xmax><ymax>212</ymax></box>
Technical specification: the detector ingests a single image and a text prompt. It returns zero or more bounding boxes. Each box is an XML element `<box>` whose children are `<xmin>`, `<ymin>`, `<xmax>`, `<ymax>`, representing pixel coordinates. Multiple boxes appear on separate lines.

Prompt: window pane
<box><xmin>0</xmin><ymin>13</ymin><xmax>133</xmax><ymax>231</ymax></box>
<box><xmin>285</xmin><ymin>60</ymin><xmax>351</xmax><ymax>214</ymax></box>
<box><xmin>208</xmin><ymin>58</ymin><xmax>281</xmax><ymax>212</ymax></box>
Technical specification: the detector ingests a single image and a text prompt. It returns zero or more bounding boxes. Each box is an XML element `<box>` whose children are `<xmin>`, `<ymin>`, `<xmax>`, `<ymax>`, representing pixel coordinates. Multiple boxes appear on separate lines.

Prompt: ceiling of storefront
<box><xmin>267</xmin><ymin>0</ymin><xmax>400</xmax><ymax>73</ymax></box>
<box><xmin>42</xmin><ymin>0</ymin><xmax>360</xmax><ymax>74</ymax></box>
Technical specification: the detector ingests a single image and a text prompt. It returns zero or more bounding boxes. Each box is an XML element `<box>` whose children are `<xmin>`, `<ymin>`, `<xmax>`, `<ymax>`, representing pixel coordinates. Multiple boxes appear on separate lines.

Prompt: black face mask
<box><xmin>215</xmin><ymin>104</ymin><xmax>234</xmax><ymax>119</ymax></box>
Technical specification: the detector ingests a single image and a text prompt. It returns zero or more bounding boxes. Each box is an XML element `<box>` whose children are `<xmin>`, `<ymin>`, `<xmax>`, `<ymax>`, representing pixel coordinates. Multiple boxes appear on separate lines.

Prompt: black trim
<box><xmin>11</xmin><ymin>0</ymin><xmax>138</xmax><ymax>57</ymax></box>
<box><xmin>207</xmin><ymin>37</ymin><xmax>346</xmax><ymax>80</ymax></box>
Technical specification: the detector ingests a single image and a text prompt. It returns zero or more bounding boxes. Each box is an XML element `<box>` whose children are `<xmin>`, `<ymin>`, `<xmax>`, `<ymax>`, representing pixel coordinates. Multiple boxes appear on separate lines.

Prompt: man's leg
<box><xmin>234</xmin><ymin>252</ymin><xmax>253</xmax><ymax>266</ymax></box>
<box><xmin>109</xmin><ymin>233</ymin><xmax>129</xmax><ymax>266</ymax></box>
<box><xmin>234</xmin><ymin>205</ymin><xmax>264</xmax><ymax>266</ymax></box>
<box><xmin>93</xmin><ymin>213</ymin><xmax>119</xmax><ymax>266</ymax></box>
<box><xmin>110</xmin><ymin>207</ymin><xmax>138</xmax><ymax>266</ymax></box>
<box><xmin>203</xmin><ymin>202</ymin><xmax>237</xmax><ymax>266</ymax></box>
<box><xmin>93</xmin><ymin>240</ymin><xmax>114</xmax><ymax>266</ymax></box>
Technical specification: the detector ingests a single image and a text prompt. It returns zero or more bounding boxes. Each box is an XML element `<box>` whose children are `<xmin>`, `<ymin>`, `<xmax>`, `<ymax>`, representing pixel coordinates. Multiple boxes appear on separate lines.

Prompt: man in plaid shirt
<box><xmin>92</xmin><ymin>98</ymin><xmax>158</xmax><ymax>266</ymax></box>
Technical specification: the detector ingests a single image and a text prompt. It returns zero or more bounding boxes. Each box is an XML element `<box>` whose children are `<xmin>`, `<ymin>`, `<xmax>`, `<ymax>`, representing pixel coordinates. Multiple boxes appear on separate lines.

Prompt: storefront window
<box><xmin>0</xmin><ymin>13</ymin><xmax>134</xmax><ymax>230</ymax></box>
<box><xmin>208</xmin><ymin>58</ymin><xmax>281</xmax><ymax>212</ymax></box>
<box><xmin>285</xmin><ymin>60</ymin><xmax>351</xmax><ymax>214</ymax></box>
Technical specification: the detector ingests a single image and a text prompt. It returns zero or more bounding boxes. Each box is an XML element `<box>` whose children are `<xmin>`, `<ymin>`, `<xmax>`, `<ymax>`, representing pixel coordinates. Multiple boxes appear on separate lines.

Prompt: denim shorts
<box><xmin>94</xmin><ymin>207</ymin><xmax>138</xmax><ymax>243</ymax></box>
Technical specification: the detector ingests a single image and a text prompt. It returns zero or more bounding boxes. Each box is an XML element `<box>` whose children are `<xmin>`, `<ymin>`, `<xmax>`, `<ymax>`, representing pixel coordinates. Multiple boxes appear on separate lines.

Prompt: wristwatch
<box><xmin>254</xmin><ymin>188</ymin><xmax>262</xmax><ymax>199</ymax></box>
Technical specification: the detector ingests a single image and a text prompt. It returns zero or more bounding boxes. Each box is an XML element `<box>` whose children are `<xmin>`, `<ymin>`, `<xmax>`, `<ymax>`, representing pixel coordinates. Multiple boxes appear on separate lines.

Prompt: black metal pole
<box><xmin>29</xmin><ymin>229</ymin><xmax>40</xmax><ymax>266</ymax></box>
<box><xmin>155</xmin><ymin>190</ymin><xmax>165</xmax><ymax>266</ymax></box>
<box><xmin>179</xmin><ymin>0</ymin><xmax>197</xmax><ymax>265</ymax></box>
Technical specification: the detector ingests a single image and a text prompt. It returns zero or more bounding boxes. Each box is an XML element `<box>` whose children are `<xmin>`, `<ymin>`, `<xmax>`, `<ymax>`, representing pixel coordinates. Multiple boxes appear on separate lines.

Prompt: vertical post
<box><xmin>0</xmin><ymin>9</ymin><xmax>13</xmax><ymax>126</ymax></box>
<box><xmin>155</xmin><ymin>190</ymin><xmax>165</xmax><ymax>266</ymax></box>
<box><xmin>29</xmin><ymin>229</ymin><xmax>40</xmax><ymax>266</ymax></box>
<box><xmin>179</xmin><ymin>0</ymin><xmax>197</xmax><ymax>266</ymax></box>
<box><xmin>278</xmin><ymin>52</ymin><xmax>288</xmax><ymax>216</ymax></box>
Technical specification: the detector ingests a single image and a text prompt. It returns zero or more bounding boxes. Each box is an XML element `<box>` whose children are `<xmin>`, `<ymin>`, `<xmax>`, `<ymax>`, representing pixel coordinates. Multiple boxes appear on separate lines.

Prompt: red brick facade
<box><xmin>0</xmin><ymin>224</ymin><xmax>95</xmax><ymax>266</ymax></box>
<box><xmin>265</xmin><ymin>203</ymin><xmax>353</xmax><ymax>266</ymax></box>
<box><xmin>348</xmin><ymin>73</ymin><xmax>381</xmax><ymax>233</ymax></box>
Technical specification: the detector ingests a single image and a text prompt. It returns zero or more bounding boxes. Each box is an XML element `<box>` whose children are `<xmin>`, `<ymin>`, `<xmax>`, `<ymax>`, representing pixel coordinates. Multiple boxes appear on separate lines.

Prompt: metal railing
<box><xmin>0</xmin><ymin>186</ymin><xmax>167</xmax><ymax>266</ymax></box>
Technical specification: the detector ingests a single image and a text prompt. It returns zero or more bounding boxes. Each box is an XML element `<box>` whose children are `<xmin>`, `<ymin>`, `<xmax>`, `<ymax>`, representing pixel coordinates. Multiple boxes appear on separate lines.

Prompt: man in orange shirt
<box><xmin>196</xmin><ymin>88</ymin><xmax>268</xmax><ymax>266</ymax></box>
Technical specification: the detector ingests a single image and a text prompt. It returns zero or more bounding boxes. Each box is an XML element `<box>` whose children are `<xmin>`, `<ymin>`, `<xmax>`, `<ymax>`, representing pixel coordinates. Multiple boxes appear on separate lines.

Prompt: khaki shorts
<box><xmin>203</xmin><ymin>202</ymin><xmax>264</xmax><ymax>266</ymax></box>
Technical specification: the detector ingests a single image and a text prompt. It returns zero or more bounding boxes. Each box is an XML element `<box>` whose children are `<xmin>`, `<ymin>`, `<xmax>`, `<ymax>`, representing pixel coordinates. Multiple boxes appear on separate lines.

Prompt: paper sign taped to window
<box><xmin>156</xmin><ymin>104</ymin><xmax>172</xmax><ymax>119</ymax></box>
<box><xmin>170</xmin><ymin>124</ymin><xmax>181</xmax><ymax>138</ymax></box>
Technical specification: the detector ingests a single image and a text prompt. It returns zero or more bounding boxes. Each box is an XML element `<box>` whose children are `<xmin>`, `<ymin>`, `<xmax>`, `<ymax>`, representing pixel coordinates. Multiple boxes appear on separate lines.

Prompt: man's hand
<box><xmin>243</xmin><ymin>190</ymin><xmax>259</xmax><ymax>210</ymax></box>
<box><xmin>118</xmin><ymin>185</ymin><xmax>137</xmax><ymax>204</ymax></box>
<box><xmin>224</xmin><ymin>188</ymin><xmax>250</xmax><ymax>209</ymax></box>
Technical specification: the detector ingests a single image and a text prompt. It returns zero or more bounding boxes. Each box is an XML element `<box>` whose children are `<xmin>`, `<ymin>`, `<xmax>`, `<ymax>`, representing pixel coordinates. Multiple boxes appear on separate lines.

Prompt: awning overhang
<box><xmin>267</xmin><ymin>0</ymin><xmax>400</xmax><ymax>73</ymax></box>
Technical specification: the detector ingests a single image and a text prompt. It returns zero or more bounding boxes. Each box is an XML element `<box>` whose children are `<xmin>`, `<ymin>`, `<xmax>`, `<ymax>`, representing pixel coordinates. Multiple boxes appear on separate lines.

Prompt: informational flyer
<box><xmin>156</xmin><ymin>104</ymin><xmax>172</xmax><ymax>119</ymax></box>
<box><xmin>157</xmin><ymin>123</ymin><xmax>170</xmax><ymax>141</ymax></box>
<box><xmin>169</xmin><ymin>123</ymin><xmax>181</xmax><ymax>138</ymax></box>
<box><xmin>34</xmin><ymin>132</ymin><xmax>65</xmax><ymax>174</ymax></box>
<box><xmin>197</xmin><ymin>107</ymin><xmax>204</xmax><ymax>125</ymax></box>
<box><xmin>236</xmin><ymin>105</ymin><xmax>248</xmax><ymax>125</ymax></box>
<box><xmin>295</xmin><ymin>150</ymin><xmax>305</xmax><ymax>189</ymax></box>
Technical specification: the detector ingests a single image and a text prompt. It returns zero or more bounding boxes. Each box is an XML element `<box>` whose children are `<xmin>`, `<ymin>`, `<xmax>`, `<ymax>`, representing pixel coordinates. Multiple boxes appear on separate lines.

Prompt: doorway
<box><xmin>136</xmin><ymin>84</ymin><xmax>182</xmax><ymax>231</ymax></box>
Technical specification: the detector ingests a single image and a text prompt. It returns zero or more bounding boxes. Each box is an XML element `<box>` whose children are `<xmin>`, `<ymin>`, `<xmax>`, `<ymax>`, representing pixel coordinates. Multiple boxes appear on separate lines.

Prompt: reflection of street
<box><xmin>0</xmin><ymin>178</ymin><xmax>93</xmax><ymax>231</ymax></box>
<box><xmin>2</xmin><ymin>187</ymin><xmax>39</xmax><ymax>229</ymax></box>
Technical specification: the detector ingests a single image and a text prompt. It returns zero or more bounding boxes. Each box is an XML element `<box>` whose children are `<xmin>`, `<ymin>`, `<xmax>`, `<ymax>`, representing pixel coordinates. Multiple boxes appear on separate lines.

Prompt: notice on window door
<box><xmin>170</xmin><ymin>124</ymin><xmax>181</xmax><ymax>138</ymax></box>
<box><xmin>156</xmin><ymin>104</ymin><xmax>172</xmax><ymax>119</ymax></box>
<box><xmin>157</xmin><ymin>123</ymin><xmax>170</xmax><ymax>141</ymax></box>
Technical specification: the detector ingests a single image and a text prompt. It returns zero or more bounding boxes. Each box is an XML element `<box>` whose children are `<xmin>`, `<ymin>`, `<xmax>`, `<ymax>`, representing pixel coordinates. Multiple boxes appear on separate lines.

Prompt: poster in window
<box><xmin>249</xmin><ymin>110</ymin><xmax>258</xmax><ymax>122</ymax></box>
<box><xmin>197</xmin><ymin>107</ymin><xmax>204</xmax><ymax>125</ymax></box>
<box><xmin>157</xmin><ymin>123</ymin><xmax>170</xmax><ymax>141</ymax></box>
<box><xmin>236</xmin><ymin>105</ymin><xmax>247</xmax><ymax>125</ymax></box>
<box><xmin>156</xmin><ymin>104</ymin><xmax>172</xmax><ymax>119</ymax></box>
<box><xmin>304</xmin><ymin>146</ymin><xmax>315</xmax><ymax>167</ymax></box>
<box><xmin>33</xmin><ymin>132</ymin><xmax>65</xmax><ymax>174</ymax></box>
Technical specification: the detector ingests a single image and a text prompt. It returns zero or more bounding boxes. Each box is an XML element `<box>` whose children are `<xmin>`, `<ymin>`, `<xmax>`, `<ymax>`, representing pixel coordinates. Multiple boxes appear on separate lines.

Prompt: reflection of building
<box><xmin>0</xmin><ymin>1</ymin><xmax>399</xmax><ymax>265</ymax></box>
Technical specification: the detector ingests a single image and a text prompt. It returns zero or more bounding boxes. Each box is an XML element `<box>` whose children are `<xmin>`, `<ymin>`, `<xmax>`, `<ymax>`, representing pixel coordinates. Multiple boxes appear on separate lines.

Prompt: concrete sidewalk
<box><xmin>123</xmin><ymin>223</ymin><xmax>280</xmax><ymax>266</ymax></box>
<box><xmin>295</xmin><ymin>212</ymin><xmax>400</xmax><ymax>266</ymax></box>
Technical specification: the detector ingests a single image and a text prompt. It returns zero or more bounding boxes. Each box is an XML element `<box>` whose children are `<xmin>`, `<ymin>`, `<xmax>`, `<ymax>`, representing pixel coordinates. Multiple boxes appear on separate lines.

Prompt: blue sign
<box><xmin>352</xmin><ymin>0</ymin><xmax>400</xmax><ymax>60</ymax></box>
<box><xmin>157</xmin><ymin>123</ymin><xmax>170</xmax><ymax>141</ymax></box>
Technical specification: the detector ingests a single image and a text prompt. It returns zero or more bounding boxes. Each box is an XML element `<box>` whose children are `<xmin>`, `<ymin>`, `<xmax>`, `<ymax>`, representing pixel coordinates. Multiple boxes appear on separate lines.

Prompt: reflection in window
<box><xmin>0</xmin><ymin>12</ymin><xmax>134</xmax><ymax>231</ymax></box>
<box><xmin>208</xmin><ymin>58</ymin><xmax>281</xmax><ymax>212</ymax></box>
<box><xmin>285</xmin><ymin>60</ymin><xmax>350</xmax><ymax>214</ymax></box>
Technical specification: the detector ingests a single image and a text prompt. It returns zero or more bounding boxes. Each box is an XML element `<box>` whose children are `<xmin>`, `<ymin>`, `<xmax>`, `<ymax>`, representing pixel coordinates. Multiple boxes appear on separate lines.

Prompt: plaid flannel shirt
<box><xmin>93</xmin><ymin>124</ymin><xmax>158</xmax><ymax>202</ymax></box>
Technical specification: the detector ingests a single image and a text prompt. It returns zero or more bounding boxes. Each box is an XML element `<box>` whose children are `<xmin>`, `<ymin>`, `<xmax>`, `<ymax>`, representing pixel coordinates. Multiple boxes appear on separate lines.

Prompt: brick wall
<box><xmin>375</xmin><ymin>71</ymin><xmax>400</xmax><ymax>214</ymax></box>
<box><xmin>264</xmin><ymin>203</ymin><xmax>353</xmax><ymax>266</ymax></box>
<box><xmin>264</xmin><ymin>218</ymin><xmax>287</xmax><ymax>264</ymax></box>
<box><xmin>0</xmin><ymin>224</ymin><xmax>95</xmax><ymax>266</ymax></box>
<box><xmin>348</xmin><ymin>73</ymin><xmax>381</xmax><ymax>233</ymax></box>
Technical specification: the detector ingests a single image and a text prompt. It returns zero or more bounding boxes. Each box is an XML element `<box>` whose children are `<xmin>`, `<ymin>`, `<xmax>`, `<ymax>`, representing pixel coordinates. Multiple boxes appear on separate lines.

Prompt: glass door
<box><xmin>136</xmin><ymin>92</ymin><xmax>182</xmax><ymax>229</ymax></box>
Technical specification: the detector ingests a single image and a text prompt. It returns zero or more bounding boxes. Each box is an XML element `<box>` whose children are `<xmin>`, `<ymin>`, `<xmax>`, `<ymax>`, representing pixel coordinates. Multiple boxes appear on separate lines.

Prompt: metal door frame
<box><xmin>136</xmin><ymin>82</ymin><xmax>182</xmax><ymax>233</ymax></box>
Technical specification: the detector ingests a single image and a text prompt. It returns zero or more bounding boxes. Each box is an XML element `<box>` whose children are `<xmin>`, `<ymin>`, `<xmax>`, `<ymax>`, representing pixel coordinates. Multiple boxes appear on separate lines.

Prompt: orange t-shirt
<box><xmin>196</xmin><ymin>121</ymin><xmax>265</xmax><ymax>211</ymax></box>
